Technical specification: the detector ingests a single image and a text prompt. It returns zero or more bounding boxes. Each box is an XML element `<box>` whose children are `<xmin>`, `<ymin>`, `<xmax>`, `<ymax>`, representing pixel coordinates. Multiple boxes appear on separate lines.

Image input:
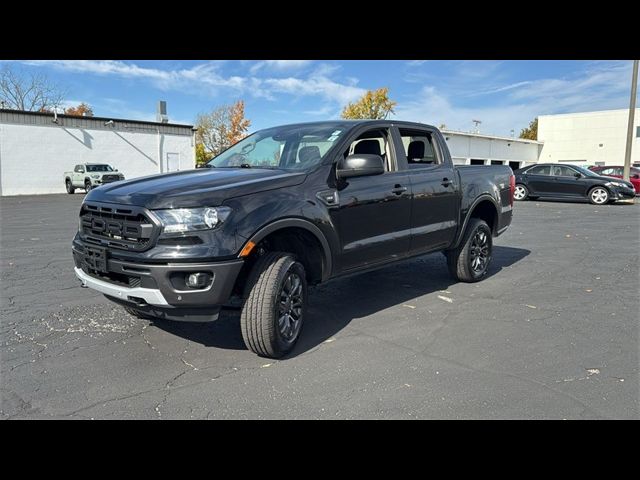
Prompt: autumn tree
<box><xmin>227</xmin><ymin>100</ymin><xmax>251</xmax><ymax>145</ymax></box>
<box><xmin>65</xmin><ymin>102</ymin><xmax>94</xmax><ymax>116</ymax></box>
<box><xmin>519</xmin><ymin>118</ymin><xmax>538</xmax><ymax>140</ymax></box>
<box><xmin>341</xmin><ymin>87</ymin><xmax>397</xmax><ymax>120</ymax></box>
<box><xmin>0</xmin><ymin>65</ymin><xmax>66</xmax><ymax>112</ymax></box>
<box><xmin>195</xmin><ymin>100</ymin><xmax>251</xmax><ymax>165</ymax></box>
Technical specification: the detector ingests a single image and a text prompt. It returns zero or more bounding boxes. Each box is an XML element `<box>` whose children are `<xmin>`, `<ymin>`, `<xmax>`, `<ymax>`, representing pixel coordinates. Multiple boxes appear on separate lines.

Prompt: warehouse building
<box><xmin>538</xmin><ymin>108</ymin><xmax>640</xmax><ymax>166</ymax></box>
<box><xmin>441</xmin><ymin>129</ymin><xmax>542</xmax><ymax>171</ymax></box>
<box><xmin>0</xmin><ymin>106</ymin><xmax>196</xmax><ymax>196</ymax></box>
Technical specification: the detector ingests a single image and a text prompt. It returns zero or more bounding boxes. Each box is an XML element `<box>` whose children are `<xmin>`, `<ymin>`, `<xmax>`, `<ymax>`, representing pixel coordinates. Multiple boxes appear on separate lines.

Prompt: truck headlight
<box><xmin>153</xmin><ymin>207</ymin><xmax>231</xmax><ymax>234</ymax></box>
<box><xmin>91</xmin><ymin>174</ymin><xmax>101</xmax><ymax>179</ymax></box>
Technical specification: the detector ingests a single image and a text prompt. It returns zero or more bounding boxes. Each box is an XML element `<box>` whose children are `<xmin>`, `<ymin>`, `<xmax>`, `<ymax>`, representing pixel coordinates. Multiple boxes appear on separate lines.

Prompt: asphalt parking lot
<box><xmin>1</xmin><ymin>193</ymin><xmax>638</xmax><ymax>419</ymax></box>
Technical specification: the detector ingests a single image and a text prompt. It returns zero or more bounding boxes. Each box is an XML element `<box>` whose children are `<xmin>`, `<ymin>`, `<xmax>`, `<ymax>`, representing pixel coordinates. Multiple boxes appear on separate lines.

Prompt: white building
<box><xmin>0</xmin><ymin>108</ymin><xmax>196</xmax><ymax>196</ymax></box>
<box><xmin>538</xmin><ymin>108</ymin><xmax>640</xmax><ymax>167</ymax></box>
<box><xmin>441</xmin><ymin>129</ymin><xmax>542</xmax><ymax>171</ymax></box>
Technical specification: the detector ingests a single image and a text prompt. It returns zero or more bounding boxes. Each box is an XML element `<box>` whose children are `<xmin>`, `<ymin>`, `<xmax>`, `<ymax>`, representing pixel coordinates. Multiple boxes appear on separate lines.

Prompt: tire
<box><xmin>446</xmin><ymin>218</ymin><xmax>493</xmax><ymax>283</ymax></box>
<box><xmin>65</xmin><ymin>179</ymin><xmax>75</xmax><ymax>194</ymax></box>
<box><xmin>588</xmin><ymin>186</ymin><xmax>609</xmax><ymax>205</ymax></box>
<box><xmin>123</xmin><ymin>306</ymin><xmax>156</xmax><ymax>320</ymax></box>
<box><xmin>85</xmin><ymin>181</ymin><xmax>92</xmax><ymax>193</ymax></box>
<box><xmin>240</xmin><ymin>252</ymin><xmax>307</xmax><ymax>358</ymax></box>
<box><xmin>514</xmin><ymin>184</ymin><xmax>528</xmax><ymax>201</ymax></box>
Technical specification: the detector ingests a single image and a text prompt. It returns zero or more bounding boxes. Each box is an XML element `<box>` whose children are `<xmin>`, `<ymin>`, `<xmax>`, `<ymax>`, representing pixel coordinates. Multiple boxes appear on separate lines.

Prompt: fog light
<box><xmin>186</xmin><ymin>272</ymin><xmax>210</xmax><ymax>289</ymax></box>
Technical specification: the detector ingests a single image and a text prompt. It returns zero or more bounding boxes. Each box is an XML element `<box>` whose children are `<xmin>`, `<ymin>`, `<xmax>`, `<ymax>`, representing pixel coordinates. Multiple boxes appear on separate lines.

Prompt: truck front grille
<box><xmin>102</xmin><ymin>174</ymin><xmax>121</xmax><ymax>183</ymax></box>
<box><xmin>80</xmin><ymin>202</ymin><xmax>159</xmax><ymax>252</ymax></box>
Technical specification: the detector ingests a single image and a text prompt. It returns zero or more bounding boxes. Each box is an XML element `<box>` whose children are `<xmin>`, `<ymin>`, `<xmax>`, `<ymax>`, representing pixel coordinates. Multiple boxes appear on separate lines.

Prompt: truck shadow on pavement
<box><xmin>149</xmin><ymin>246</ymin><xmax>530</xmax><ymax>357</ymax></box>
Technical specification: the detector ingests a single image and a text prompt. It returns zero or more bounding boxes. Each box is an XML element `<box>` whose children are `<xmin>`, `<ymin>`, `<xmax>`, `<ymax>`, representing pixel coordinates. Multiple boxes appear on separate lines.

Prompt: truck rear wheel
<box><xmin>66</xmin><ymin>180</ymin><xmax>75</xmax><ymax>194</ymax></box>
<box><xmin>240</xmin><ymin>252</ymin><xmax>307</xmax><ymax>358</ymax></box>
<box><xmin>85</xmin><ymin>180</ymin><xmax>92</xmax><ymax>192</ymax></box>
<box><xmin>446</xmin><ymin>218</ymin><xmax>493</xmax><ymax>283</ymax></box>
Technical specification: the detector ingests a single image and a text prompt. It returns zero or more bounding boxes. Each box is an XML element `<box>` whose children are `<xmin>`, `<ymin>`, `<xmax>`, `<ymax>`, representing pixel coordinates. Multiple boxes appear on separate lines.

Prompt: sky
<box><xmin>2</xmin><ymin>60</ymin><xmax>637</xmax><ymax>137</ymax></box>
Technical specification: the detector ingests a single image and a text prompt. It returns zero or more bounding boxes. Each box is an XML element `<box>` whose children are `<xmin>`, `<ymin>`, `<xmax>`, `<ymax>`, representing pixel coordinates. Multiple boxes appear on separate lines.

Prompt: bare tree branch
<box><xmin>0</xmin><ymin>65</ymin><xmax>66</xmax><ymax>112</ymax></box>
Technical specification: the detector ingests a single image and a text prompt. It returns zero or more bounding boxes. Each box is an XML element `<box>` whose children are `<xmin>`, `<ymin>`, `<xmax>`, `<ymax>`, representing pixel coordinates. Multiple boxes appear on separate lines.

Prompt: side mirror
<box><xmin>114</xmin><ymin>168</ymin><xmax>118</xmax><ymax>172</ymax></box>
<box><xmin>574</xmin><ymin>172</ymin><xmax>582</xmax><ymax>178</ymax></box>
<box><xmin>337</xmin><ymin>154</ymin><xmax>385</xmax><ymax>179</ymax></box>
<box><xmin>632</xmin><ymin>174</ymin><xmax>640</xmax><ymax>179</ymax></box>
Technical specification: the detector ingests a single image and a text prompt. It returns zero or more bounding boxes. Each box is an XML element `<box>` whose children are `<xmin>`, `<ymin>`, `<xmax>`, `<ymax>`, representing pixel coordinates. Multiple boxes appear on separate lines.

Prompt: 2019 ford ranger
<box><xmin>72</xmin><ymin>120</ymin><xmax>515</xmax><ymax>358</ymax></box>
<box><xmin>64</xmin><ymin>163</ymin><xmax>125</xmax><ymax>193</ymax></box>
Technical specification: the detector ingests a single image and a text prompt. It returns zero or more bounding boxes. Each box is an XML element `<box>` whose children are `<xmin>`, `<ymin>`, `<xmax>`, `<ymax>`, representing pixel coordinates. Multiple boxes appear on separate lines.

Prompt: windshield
<box><xmin>573</xmin><ymin>165</ymin><xmax>599</xmax><ymax>177</ymax></box>
<box><xmin>86</xmin><ymin>165</ymin><xmax>114</xmax><ymax>172</ymax></box>
<box><xmin>207</xmin><ymin>124</ymin><xmax>347</xmax><ymax>171</ymax></box>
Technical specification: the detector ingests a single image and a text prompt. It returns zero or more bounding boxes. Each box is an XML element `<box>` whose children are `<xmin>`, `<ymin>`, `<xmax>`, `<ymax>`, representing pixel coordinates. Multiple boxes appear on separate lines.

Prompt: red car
<box><xmin>588</xmin><ymin>165</ymin><xmax>640</xmax><ymax>194</ymax></box>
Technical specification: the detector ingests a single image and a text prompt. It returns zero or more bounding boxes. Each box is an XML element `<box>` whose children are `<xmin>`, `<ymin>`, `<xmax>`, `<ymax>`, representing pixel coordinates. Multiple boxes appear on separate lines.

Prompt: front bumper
<box><xmin>72</xmin><ymin>243</ymin><xmax>244</xmax><ymax>321</ymax></box>
<box><xmin>610</xmin><ymin>185</ymin><xmax>636</xmax><ymax>201</ymax></box>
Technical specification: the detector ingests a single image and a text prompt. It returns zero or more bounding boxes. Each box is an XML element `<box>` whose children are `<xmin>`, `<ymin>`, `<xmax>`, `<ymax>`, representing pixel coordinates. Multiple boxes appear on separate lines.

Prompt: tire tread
<box><xmin>241</xmin><ymin>252</ymin><xmax>302</xmax><ymax>358</ymax></box>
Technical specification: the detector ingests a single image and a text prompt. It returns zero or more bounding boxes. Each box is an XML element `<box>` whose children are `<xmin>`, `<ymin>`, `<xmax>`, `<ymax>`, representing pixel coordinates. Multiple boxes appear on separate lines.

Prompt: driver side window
<box><xmin>342</xmin><ymin>129</ymin><xmax>392</xmax><ymax>172</ymax></box>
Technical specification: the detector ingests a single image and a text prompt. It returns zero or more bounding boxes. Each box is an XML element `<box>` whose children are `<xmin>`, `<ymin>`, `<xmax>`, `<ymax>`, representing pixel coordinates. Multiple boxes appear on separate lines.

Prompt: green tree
<box><xmin>519</xmin><ymin>118</ymin><xmax>538</xmax><ymax>140</ymax></box>
<box><xmin>341</xmin><ymin>87</ymin><xmax>397</xmax><ymax>120</ymax></box>
<box><xmin>195</xmin><ymin>142</ymin><xmax>209</xmax><ymax>166</ymax></box>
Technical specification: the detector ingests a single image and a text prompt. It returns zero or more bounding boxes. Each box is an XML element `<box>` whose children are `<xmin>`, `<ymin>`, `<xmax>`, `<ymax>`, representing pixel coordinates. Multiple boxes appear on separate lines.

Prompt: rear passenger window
<box><xmin>528</xmin><ymin>165</ymin><xmax>551</xmax><ymax>175</ymax></box>
<box><xmin>399</xmin><ymin>129</ymin><xmax>441</xmax><ymax>168</ymax></box>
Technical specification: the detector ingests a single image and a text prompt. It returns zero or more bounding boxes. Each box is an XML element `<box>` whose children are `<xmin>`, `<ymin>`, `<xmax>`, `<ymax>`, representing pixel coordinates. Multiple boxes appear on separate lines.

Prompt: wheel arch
<box><xmin>452</xmin><ymin>195</ymin><xmax>499</xmax><ymax>249</ymax></box>
<box><xmin>242</xmin><ymin>218</ymin><xmax>333</xmax><ymax>283</ymax></box>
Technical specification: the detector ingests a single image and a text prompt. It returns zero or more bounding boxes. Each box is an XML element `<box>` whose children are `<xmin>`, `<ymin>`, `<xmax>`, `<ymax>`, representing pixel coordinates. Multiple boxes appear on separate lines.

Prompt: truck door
<box><xmin>73</xmin><ymin>165</ymin><xmax>84</xmax><ymax>186</ymax></box>
<box><xmin>331</xmin><ymin>126</ymin><xmax>412</xmax><ymax>272</ymax></box>
<box><xmin>396</xmin><ymin>127</ymin><xmax>458</xmax><ymax>253</ymax></box>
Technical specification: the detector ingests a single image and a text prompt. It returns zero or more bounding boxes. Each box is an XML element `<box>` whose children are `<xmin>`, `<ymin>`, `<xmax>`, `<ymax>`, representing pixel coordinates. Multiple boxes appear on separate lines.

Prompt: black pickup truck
<box><xmin>72</xmin><ymin>120</ymin><xmax>514</xmax><ymax>358</ymax></box>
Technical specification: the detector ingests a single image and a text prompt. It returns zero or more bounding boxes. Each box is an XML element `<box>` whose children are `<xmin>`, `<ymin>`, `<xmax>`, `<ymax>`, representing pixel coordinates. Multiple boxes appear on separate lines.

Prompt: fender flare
<box><xmin>243</xmin><ymin>218</ymin><xmax>333</xmax><ymax>281</ymax></box>
<box><xmin>452</xmin><ymin>194</ymin><xmax>500</xmax><ymax>249</ymax></box>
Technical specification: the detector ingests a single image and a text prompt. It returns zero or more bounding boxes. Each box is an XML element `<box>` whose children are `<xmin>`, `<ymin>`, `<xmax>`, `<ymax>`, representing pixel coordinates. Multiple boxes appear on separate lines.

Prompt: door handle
<box><xmin>391</xmin><ymin>185</ymin><xmax>408</xmax><ymax>195</ymax></box>
<box><xmin>441</xmin><ymin>178</ymin><xmax>453</xmax><ymax>187</ymax></box>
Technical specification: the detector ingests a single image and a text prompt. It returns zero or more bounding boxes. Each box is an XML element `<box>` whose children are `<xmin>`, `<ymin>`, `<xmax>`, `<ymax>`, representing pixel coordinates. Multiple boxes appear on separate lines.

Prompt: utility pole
<box><xmin>623</xmin><ymin>60</ymin><xmax>638</xmax><ymax>181</ymax></box>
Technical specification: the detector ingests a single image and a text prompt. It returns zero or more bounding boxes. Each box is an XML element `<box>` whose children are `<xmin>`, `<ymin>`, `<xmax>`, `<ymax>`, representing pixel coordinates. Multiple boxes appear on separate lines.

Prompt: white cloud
<box><xmin>17</xmin><ymin>60</ymin><xmax>362</xmax><ymax>106</ymax></box>
<box><xmin>406</xmin><ymin>60</ymin><xmax>428</xmax><ymax>67</ymax></box>
<box><xmin>249</xmin><ymin>60</ymin><xmax>312</xmax><ymax>74</ymax></box>
<box><xmin>263</xmin><ymin>75</ymin><xmax>365</xmax><ymax>105</ymax></box>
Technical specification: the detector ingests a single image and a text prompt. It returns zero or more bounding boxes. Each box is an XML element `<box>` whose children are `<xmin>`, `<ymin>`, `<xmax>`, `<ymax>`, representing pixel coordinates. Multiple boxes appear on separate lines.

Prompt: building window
<box><xmin>637</xmin><ymin>126</ymin><xmax>640</xmax><ymax>137</ymax></box>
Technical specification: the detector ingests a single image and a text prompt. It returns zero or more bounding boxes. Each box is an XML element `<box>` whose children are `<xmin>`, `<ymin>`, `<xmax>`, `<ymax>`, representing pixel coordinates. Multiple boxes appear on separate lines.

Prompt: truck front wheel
<box><xmin>446</xmin><ymin>218</ymin><xmax>493</xmax><ymax>283</ymax></box>
<box><xmin>241</xmin><ymin>252</ymin><xmax>307</xmax><ymax>358</ymax></box>
<box><xmin>85</xmin><ymin>180</ymin><xmax>92</xmax><ymax>192</ymax></box>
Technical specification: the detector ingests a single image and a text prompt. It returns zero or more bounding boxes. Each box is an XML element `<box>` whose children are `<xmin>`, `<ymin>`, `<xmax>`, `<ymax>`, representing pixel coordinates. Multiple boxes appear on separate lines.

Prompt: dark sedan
<box><xmin>513</xmin><ymin>163</ymin><xmax>636</xmax><ymax>205</ymax></box>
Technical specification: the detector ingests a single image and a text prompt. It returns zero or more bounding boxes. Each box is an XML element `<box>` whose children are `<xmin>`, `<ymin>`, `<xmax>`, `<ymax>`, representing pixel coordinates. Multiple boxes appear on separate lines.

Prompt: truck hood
<box><xmin>85</xmin><ymin>168</ymin><xmax>307</xmax><ymax>209</ymax></box>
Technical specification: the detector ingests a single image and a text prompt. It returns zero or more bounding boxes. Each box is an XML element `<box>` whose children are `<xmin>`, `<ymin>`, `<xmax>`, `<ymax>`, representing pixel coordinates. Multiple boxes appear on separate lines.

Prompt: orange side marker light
<box><xmin>239</xmin><ymin>240</ymin><xmax>256</xmax><ymax>257</ymax></box>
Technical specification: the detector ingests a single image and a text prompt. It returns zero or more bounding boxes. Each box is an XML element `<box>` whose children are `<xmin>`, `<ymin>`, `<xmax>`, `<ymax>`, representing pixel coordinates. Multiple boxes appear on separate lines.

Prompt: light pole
<box><xmin>623</xmin><ymin>60</ymin><xmax>638</xmax><ymax>182</ymax></box>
